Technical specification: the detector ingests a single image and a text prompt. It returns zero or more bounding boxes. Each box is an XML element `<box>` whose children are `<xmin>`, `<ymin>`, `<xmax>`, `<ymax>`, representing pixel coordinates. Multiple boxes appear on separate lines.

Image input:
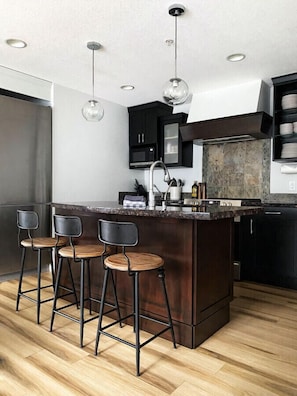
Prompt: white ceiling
<box><xmin>1</xmin><ymin>0</ymin><xmax>297</xmax><ymax>108</ymax></box>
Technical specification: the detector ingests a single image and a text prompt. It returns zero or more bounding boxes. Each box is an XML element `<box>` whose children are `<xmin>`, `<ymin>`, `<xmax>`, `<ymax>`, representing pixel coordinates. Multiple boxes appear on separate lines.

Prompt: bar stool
<box><xmin>50</xmin><ymin>214</ymin><xmax>121</xmax><ymax>347</ymax></box>
<box><xmin>95</xmin><ymin>219</ymin><xmax>176</xmax><ymax>376</ymax></box>
<box><xmin>16</xmin><ymin>209</ymin><xmax>67</xmax><ymax>324</ymax></box>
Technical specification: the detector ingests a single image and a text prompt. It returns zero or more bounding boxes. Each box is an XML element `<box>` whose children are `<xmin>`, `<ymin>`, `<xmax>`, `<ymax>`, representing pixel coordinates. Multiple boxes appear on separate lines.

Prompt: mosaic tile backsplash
<box><xmin>202</xmin><ymin>139</ymin><xmax>279</xmax><ymax>202</ymax></box>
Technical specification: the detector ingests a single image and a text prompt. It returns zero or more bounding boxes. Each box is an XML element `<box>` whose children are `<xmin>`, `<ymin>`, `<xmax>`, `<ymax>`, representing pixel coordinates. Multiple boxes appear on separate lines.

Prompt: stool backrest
<box><xmin>54</xmin><ymin>215</ymin><xmax>82</xmax><ymax>239</ymax></box>
<box><xmin>17</xmin><ymin>210</ymin><xmax>39</xmax><ymax>245</ymax></box>
<box><xmin>98</xmin><ymin>219</ymin><xmax>138</xmax><ymax>247</ymax></box>
<box><xmin>17</xmin><ymin>210</ymin><xmax>39</xmax><ymax>231</ymax></box>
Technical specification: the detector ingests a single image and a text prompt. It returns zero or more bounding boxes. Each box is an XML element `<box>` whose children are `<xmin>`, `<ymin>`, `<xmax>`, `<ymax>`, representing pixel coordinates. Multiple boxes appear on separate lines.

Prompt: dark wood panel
<box><xmin>115</xmin><ymin>215</ymin><xmax>194</xmax><ymax>324</ymax></box>
<box><xmin>55</xmin><ymin>208</ymin><xmax>234</xmax><ymax>348</ymax></box>
<box><xmin>194</xmin><ymin>219</ymin><xmax>233</xmax><ymax>323</ymax></box>
<box><xmin>180</xmin><ymin>111</ymin><xmax>272</xmax><ymax>142</ymax></box>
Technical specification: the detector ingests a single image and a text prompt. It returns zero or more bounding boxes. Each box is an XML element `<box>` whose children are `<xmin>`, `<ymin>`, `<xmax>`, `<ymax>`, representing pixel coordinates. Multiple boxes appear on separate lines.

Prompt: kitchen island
<box><xmin>52</xmin><ymin>201</ymin><xmax>262</xmax><ymax>348</ymax></box>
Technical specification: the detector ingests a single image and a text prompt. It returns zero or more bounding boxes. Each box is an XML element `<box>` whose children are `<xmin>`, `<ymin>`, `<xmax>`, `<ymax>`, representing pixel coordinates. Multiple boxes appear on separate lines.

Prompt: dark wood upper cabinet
<box><xmin>128</xmin><ymin>101</ymin><xmax>172</xmax><ymax>147</ymax></box>
<box><xmin>128</xmin><ymin>101</ymin><xmax>192</xmax><ymax>168</ymax></box>
<box><xmin>159</xmin><ymin>112</ymin><xmax>193</xmax><ymax>167</ymax></box>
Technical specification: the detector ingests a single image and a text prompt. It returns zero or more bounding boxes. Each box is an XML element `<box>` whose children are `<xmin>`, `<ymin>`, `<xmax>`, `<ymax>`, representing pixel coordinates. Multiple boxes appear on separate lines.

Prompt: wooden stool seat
<box><xmin>21</xmin><ymin>236</ymin><xmax>67</xmax><ymax>249</ymax></box>
<box><xmin>58</xmin><ymin>244</ymin><xmax>105</xmax><ymax>259</ymax></box>
<box><xmin>105</xmin><ymin>252</ymin><xmax>164</xmax><ymax>272</ymax></box>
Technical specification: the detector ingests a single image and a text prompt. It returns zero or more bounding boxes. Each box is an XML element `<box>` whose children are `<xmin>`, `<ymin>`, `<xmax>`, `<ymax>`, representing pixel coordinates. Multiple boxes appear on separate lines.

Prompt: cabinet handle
<box><xmin>137</xmin><ymin>133</ymin><xmax>141</xmax><ymax>144</ymax></box>
<box><xmin>142</xmin><ymin>133</ymin><xmax>145</xmax><ymax>143</ymax></box>
<box><xmin>250</xmin><ymin>218</ymin><xmax>253</xmax><ymax>235</ymax></box>
<box><xmin>264</xmin><ymin>211</ymin><xmax>282</xmax><ymax>215</ymax></box>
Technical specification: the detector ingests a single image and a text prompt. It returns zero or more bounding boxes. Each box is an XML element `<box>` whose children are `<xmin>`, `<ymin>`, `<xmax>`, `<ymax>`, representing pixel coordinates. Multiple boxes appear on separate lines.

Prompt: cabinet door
<box><xmin>240</xmin><ymin>209</ymin><xmax>297</xmax><ymax>289</ymax></box>
<box><xmin>129</xmin><ymin>111</ymin><xmax>145</xmax><ymax>146</ymax></box>
<box><xmin>239</xmin><ymin>215</ymin><xmax>257</xmax><ymax>280</ymax></box>
<box><xmin>129</xmin><ymin>109</ymin><xmax>160</xmax><ymax>146</ymax></box>
<box><xmin>144</xmin><ymin>109</ymin><xmax>159</xmax><ymax>144</ymax></box>
<box><xmin>160</xmin><ymin>113</ymin><xmax>192</xmax><ymax>167</ymax></box>
<box><xmin>163</xmin><ymin>121</ymin><xmax>180</xmax><ymax>165</ymax></box>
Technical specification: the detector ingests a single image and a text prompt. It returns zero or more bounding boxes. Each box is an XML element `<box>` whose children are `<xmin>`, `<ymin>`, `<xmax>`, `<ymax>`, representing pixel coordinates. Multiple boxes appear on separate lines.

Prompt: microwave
<box><xmin>129</xmin><ymin>145</ymin><xmax>156</xmax><ymax>168</ymax></box>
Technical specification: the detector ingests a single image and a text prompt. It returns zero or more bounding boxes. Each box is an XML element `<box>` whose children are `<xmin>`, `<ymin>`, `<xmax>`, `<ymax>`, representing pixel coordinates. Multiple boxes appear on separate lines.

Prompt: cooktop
<box><xmin>168</xmin><ymin>198</ymin><xmax>262</xmax><ymax>207</ymax></box>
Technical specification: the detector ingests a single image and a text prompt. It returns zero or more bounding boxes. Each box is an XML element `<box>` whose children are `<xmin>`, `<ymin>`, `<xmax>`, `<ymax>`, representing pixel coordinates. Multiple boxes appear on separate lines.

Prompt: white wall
<box><xmin>0</xmin><ymin>65</ymin><xmax>52</xmax><ymax>101</ymax></box>
<box><xmin>52</xmin><ymin>84</ymin><xmax>143</xmax><ymax>202</ymax></box>
<box><xmin>0</xmin><ymin>66</ymin><xmax>144</xmax><ymax>203</ymax></box>
<box><xmin>2</xmin><ymin>65</ymin><xmax>295</xmax><ymax>199</ymax></box>
<box><xmin>270</xmin><ymin>159</ymin><xmax>297</xmax><ymax>194</ymax></box>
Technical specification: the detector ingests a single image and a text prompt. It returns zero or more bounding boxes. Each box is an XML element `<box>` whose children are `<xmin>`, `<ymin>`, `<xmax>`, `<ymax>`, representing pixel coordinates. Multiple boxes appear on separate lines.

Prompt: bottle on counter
<box><xmin>191</xmin><ymin>181</ymin><xmax>198</xmax><ymax>199</ymax></box>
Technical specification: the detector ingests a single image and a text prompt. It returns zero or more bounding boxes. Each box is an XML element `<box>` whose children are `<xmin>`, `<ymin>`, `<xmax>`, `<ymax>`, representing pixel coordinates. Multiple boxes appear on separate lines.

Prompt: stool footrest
<box><xmin>56</xmin><ymin>291</ymin><xmax>77</xmax><ymax>300</ymax></box>
<box><xmin>53</xmin><ymin>300</ymin><xmax>79</xmax><ymax>312</ymax></box>
<box><xmin>52</xmin><ymin>309</ymin><xmax>99</xmax><ymax>325</ymax></box>
<box><xmin>99</xmin><ymin>312</ymin><xmax>173</xmax><ymax>350</ymax></box>
<box><xmin>53</xmin><ymin>297</ymin><xmax>100</xmax><ymax>323</ymax></box>
<box><xmin>99</xmin><ymin>324</ymin><xmax>173</xmax><ymax>350</ymax></box>
<box><xmin>17</xmin><ymin>293</ymin><xmax>54</xmax><ymax>305</ymax></box>
<box><xmin>19</xmin><ymin>284</ymin><xmax>54</xmax><ymax>294</ymax></box>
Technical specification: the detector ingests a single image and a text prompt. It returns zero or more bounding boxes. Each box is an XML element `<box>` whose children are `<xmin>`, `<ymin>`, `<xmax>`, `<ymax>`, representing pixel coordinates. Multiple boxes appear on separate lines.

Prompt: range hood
<box><xmin>180</xmin><ymin>80</ymin><xmax>272</xmax><ymax>144</ymax></box>
<box><xmin>180</xmin><ymin>111</ymin><xmax>272</xmax><ymax>145</ymax></box>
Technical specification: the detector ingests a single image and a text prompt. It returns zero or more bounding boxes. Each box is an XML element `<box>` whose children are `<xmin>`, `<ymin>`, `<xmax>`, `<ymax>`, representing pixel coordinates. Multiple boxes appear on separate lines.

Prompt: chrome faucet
<box><xmin>148</xmin><ymin>160</ymin><xmax>171</xmax><ymax>208</ymax></box>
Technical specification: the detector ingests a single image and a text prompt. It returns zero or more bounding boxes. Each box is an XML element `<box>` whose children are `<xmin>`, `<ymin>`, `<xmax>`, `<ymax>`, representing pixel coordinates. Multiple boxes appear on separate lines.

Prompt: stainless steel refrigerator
<box><xmin>0</xmin><ymin>92</ymin><xmax>52</xmax><ymax>278</ymax></box>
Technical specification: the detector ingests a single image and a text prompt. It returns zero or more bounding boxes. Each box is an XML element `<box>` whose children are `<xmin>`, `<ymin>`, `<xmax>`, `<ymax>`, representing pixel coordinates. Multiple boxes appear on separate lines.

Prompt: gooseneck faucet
<box><xmin>148</xmin><ymin>160</ymin><xmax>171</xmax><ymax>209</ymax></box>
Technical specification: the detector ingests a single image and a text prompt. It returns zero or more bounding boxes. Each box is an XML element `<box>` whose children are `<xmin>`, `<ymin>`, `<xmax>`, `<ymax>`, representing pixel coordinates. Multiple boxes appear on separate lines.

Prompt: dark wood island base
<box><xmin>52</xmin><ymin>201</ymin><xmax>262</xmax><ymax>348</ymax></box>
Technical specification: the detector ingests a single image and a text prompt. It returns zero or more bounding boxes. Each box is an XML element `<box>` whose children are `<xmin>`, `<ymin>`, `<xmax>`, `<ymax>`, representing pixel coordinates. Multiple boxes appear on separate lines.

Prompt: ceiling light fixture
<box><xmin>6</xmin><ymin>38</ymin><xmax>27</xmax><ymax>48</ymax></box>
<box><xmin>82</xmin><ymin>41</ymin><xmax>104</xmax><ymax>122</ymax></box>
<box><xmin>120</xmin><ymin>85</ymin><xmax>135</xmax><ymax>91</ymax></box>
<box><xmin>162</xmin><ymin>4</ymin><xmax>189</xmax><ymax>106</ymax></box>
<box><xmin>227</xmin><ymin>53</ymin><xmax>246</xmax><ymax>62</ymax></box>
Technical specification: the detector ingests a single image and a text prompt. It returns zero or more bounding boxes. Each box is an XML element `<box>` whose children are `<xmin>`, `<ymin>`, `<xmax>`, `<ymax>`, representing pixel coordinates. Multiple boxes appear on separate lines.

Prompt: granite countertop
<box><xmin>52</xmin><ymin>201</ymin><xmax>263</xmax><ymax>221</ymax></box>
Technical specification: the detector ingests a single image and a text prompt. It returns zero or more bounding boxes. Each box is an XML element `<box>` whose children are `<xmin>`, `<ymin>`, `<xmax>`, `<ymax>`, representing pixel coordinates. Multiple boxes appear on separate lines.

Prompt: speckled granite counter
<box><xmin>52</xmin><ymin>201</ymin><xmax>263</xmax><ymax>220</ymax></box>
<box><xmin>52</xmin><ymin>201</ymin><xmax>263</xmax><ymax>349</ymax></box>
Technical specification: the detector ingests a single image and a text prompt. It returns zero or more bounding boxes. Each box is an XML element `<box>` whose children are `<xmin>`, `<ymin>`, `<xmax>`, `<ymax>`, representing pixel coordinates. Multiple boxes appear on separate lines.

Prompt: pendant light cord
<box><xmin>162</xmin><ymin>4</ymin><xmax>188</xmax><ymax>105</ymax></box>
<box><xmin>92</xmin><ymin>48</ymin><xmax>95</xmax><ymax>99</ymax></box>
<box><xmin>174</xmin><ymin>14</ymin><xmax>178</xmax><ymax>79</ymax></box>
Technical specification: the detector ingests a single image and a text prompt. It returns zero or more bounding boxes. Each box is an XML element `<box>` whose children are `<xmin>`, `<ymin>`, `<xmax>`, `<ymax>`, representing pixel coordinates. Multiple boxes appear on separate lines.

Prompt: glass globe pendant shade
<box><xmin>162</xmin><ymin>5</ymin><xmax>189</xmax><ymax>106</ymax></box>
<box><xmin>82</xmin><ymin>99</ymin><xmax>104</xmax><ymax>121</ymax></box>
<box><xmin>162</xmin><ymin>77</ymin><xmax>189</xmax><ymax>105</ymax></box>
<box><xmin>82</xmin><ymin>41</ymin><xmax>104</xmax><ymax>122</ymax></box>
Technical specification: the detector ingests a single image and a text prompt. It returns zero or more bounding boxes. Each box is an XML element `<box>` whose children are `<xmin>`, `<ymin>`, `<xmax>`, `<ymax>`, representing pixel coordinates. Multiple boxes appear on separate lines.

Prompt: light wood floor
<box><xmin>1</xmin><ymin>274</ymin><xmax>297</xmax><ymax>395</ymax></box>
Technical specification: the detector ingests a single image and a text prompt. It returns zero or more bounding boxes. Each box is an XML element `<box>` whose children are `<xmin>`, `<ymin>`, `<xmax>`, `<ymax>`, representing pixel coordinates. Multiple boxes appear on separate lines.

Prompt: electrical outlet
<box><xmin>289</xmin><ymin>181</ymin><xmax>296</xmax><ymax>191</ymax></box>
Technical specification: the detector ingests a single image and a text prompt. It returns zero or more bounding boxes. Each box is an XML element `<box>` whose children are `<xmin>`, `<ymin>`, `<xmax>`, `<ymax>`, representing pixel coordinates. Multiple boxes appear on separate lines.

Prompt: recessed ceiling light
<box><xmin>120</xmin><ymin>85</ymin><xmax>135</xmax><ymax>91</ymax></box>
<box><xmin>226</xmin><ymin>53</ymin><xmax>246</xmax><ymax>62</ymax></box>
<box><xmin>6</xmin><ymin>38</ymin><xmax>27</xmax><ymax>48</ymax></box>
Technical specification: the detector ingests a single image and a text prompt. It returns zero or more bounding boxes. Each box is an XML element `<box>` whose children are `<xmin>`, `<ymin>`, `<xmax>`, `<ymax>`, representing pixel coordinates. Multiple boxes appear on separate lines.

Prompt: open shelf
<box><xmin>272</xmin><ymin>73</ymin><xmax>297</xmax><ymax>162</ymax></box>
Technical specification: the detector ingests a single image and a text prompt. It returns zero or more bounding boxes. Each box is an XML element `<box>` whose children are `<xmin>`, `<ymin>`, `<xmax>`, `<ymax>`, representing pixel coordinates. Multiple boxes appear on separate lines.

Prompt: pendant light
<box><xmin>162</xmin><ymin>4</ymin><xmax>189</xmax><ymax>106</ymax></box>
<box><xmin>82</xmin><ymin>41</ymin><xmax>104</xmax><ymax>122</ymax></box>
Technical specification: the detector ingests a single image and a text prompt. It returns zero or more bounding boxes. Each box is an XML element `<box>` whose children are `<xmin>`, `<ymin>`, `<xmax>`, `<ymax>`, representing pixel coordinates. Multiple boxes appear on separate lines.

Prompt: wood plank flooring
<box><xmin>1</xmin><ymin>274</ymin><xmax>297</xmax><ymax>395</ymax></box>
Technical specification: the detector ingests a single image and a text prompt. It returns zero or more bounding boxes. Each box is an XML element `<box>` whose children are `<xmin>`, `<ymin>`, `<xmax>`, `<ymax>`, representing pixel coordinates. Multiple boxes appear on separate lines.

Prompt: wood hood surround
<box><xmin>180</xmin><ymin>80</ymin><xmax>272</xmax><ymax>144</ymax></box>
<box><xmin>180</xmin><ymin>111</ymin><xmax>272</xmax><ymax>145</ymax></box>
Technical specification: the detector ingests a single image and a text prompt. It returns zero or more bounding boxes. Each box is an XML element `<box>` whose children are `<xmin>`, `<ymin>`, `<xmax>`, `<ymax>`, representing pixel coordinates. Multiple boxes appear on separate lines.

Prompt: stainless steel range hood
<box><xmin>180</xmin><ymin>111</ymin><xmax>272</xmax><ymax>145</ymax></box>
<box><xmin>180</xmin><ymin>80</ymin><xmax>272</xmax><ymax>144</ymax></box>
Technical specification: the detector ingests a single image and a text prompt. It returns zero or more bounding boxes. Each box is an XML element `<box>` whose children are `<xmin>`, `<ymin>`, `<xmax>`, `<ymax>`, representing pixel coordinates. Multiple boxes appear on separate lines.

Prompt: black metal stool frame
<box><xmin>16</xmin><ymin>210</ymin><xmax>62</xmax><ymax>324</ymax></box>
<box><xmin>50</xmin><ymin>215</ymin><xmax>121</xmax><ymax>347</ymax></box>
<box><xmin>95</xmin><ymin>219</ymin><xmax>176</xmax><ymax>376</ymax></box>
